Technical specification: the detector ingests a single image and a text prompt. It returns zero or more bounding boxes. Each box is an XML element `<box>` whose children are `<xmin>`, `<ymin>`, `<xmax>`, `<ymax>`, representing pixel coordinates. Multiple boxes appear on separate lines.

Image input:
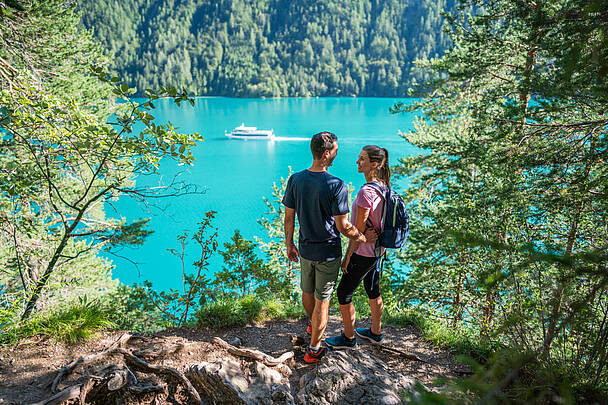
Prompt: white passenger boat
<box><xmin>225</xmin><ymin>123</ymin><xmax>275</xmax><ymax>140</ymax></box>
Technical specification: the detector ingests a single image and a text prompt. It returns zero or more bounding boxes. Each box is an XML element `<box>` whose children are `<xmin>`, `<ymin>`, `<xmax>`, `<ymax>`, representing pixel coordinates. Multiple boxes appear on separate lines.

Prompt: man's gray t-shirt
<box><xmin>282</xmin><ymin>170</ymin><xmax>350</xmax><ymax>261</ymax></box>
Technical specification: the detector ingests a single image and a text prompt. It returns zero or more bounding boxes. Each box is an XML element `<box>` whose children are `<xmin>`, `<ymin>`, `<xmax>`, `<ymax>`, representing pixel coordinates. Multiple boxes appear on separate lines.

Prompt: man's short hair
<box><xmin>310</xmin><ymin>131</ymin><xmax>337</xmax><ymax>159</ymax></box>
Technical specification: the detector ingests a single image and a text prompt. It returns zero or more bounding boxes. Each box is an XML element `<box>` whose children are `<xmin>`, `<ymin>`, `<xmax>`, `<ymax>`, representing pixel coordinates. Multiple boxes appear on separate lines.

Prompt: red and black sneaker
<box><xmin>306</xmin><ymin>319</ymin><xmax>312</xmax><ymax>335</ymax></box>
<box><xmin>304</xmin><ymin>344</ymin><xmax>330</xmax><ymax>364</ymax></box>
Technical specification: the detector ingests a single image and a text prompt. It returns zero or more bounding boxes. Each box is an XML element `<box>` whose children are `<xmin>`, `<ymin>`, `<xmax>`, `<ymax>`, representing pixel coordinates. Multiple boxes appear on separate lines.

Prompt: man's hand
<box><xmin>355</xmin><ymin>231</ymin><xmax>366</xmax><ymax>243</ymax></box>
<box><xmin>364</xmin><ymin>227</ymin><xmax>378</xmax><ymax>244</ymax></box>
<box><xmin>286</xmin><ymin>243</ymin><xmax>299</xmax><ymax>262</ymax></box>
<box><xmin>284</xmin><ymin>207</ymin><xmax>298</xmax><ymax>262</ymax></box>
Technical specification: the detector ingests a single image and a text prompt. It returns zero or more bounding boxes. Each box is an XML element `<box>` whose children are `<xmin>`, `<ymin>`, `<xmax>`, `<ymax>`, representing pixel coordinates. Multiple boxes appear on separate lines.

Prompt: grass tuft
<box><xmin>40</xmin><ymin>302</ymin><xmax>115</xmax><ymax>343</ymax></box>
<box><xmin>0</xmin><ymin>300</ymin><xmax>114</xmax><ymax>345</ymax></box>
<box><xmin>195</xmin><ymin>296</ymin><xmax>303</xmax><ymax>328</ymax></box>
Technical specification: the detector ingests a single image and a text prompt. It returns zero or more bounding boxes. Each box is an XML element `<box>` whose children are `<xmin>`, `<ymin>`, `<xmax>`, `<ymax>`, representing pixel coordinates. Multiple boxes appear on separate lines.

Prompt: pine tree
<box><xmin>395</xmin><ymin>0</ymin><xmax>608</xmax><ymax>399</ymax></box>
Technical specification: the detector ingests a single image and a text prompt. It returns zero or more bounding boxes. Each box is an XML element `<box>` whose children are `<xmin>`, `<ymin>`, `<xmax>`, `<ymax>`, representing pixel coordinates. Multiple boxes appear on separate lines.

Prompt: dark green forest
<box><xmin>78</xmin><ymin>0</ymin><xmax>453</xmax><ymax>97</ymax></box>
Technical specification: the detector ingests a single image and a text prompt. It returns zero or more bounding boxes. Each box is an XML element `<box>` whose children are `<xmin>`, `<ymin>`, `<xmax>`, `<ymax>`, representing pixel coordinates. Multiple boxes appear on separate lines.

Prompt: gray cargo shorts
<box><xmin>299</xmin><ymin>256</ymin><xmax>341</xmax><ymax>301</ymax></box>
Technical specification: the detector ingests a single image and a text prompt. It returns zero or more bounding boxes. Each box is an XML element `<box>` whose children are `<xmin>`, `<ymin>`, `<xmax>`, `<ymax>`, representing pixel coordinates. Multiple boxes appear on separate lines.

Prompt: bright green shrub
<box><xmin>1</xmin><ymin>298</ymin><xmax>114</xmax><ymax>345</ymax></box>
<box><xmin>195</xmin><ymin>296</ymin><xmax>304</xmax><ymax>328</ymax></box>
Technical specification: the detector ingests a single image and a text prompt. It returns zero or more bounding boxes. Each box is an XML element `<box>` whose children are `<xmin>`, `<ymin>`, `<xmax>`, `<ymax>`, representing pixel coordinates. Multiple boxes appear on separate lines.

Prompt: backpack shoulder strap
<box><xmin>365</xmin><ymin>182</ymin><xmax>386</xmax><ymax>198</ymax></box>
<box><xmin>364</xmin><ymin>182</ymin><xmax>388</xmax><ymax>228</ymax></box>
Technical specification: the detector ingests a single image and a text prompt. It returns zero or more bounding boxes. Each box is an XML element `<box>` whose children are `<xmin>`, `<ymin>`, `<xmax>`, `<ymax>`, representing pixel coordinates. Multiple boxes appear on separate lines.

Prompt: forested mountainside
<box><xmin>79</xmin><ymin>0</ymin><xmax>454</xmax><ymax>97</ymax></box>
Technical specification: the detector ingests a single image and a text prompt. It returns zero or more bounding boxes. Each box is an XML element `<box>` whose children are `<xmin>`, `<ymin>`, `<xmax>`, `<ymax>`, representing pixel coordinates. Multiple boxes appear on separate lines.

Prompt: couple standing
<box><xmin>282</xmin><ymin>131</ymin><xmax>390</xmax><ymax>363</ymax></box>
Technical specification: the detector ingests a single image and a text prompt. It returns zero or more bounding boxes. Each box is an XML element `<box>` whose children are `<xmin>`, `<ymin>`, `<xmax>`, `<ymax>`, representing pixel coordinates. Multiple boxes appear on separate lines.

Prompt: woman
<box><xmin>326</xmin><ymin>145</ymin><xmax>389</xmax><ymax>348</ymax></box>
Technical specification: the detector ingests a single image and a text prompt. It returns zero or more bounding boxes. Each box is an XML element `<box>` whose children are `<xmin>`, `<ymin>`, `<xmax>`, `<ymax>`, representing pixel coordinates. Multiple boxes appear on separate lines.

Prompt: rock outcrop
<box><xmin>188</xmin><ymin>346</ymin><xmax>416</xmax><ymax>404</ymax></box>
<box><xmin>297</xmin><ymin>349</ymin><xmax>415</xmax><ymax>404</ymax></box>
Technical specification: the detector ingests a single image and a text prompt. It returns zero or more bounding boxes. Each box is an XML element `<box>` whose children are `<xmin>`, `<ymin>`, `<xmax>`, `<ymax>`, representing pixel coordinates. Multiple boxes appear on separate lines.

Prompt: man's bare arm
<box><xmin>344</xmin><ymin>207</ymin><xmax>371</xmax><ymax>258</ymax></box>
<box><xmin>284</xmin><ymin>207</ymin><xmax>299</xmax><ymax>262</ymax></box>
<box><xmin>334</xmin><ymin>214</ymin><xmax>366</xmax><ymax>243</ymax></box>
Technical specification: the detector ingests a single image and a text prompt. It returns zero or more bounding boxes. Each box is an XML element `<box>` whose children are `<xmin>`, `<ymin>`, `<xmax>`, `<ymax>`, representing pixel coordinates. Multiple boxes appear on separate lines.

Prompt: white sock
<box><xmin>309</xmin><ymin>345</ymin><xmax>320</xmax><ymax>352</ymax></box>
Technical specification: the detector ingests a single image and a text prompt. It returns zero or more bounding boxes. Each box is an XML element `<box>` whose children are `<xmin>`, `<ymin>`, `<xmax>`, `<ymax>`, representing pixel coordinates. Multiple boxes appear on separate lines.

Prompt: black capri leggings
<box><xmin>337</xmin><ymin>253</ymin><xmax>381</xmax><ymax>305</ymax></box>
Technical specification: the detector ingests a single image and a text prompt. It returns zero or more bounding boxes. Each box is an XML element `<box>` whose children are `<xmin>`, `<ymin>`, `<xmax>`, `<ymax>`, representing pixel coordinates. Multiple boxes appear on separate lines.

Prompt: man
<box><xmin>282</xmin><ymin>131</ymin><xmax>374</xmax><ymax>363</ymax></box>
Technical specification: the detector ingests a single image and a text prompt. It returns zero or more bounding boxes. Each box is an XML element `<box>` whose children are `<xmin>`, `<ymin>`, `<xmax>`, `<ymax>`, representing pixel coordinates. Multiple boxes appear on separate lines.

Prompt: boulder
<box><xmin>297</xmin><ymin>349</ymin><xmax>415</xmax><ymax>404</ymax></box>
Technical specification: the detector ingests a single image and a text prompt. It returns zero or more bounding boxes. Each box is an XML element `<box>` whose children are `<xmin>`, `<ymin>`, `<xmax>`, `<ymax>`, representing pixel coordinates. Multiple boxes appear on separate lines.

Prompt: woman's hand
<box><xmin>364</xmin><ymin>226</ymin><xmax>379</xmax><ymax>244</ymax></box>
<box><xmin>341</xmin><ymin>255</ymin><xmax>351</xmax><ymax>274</ymax></box>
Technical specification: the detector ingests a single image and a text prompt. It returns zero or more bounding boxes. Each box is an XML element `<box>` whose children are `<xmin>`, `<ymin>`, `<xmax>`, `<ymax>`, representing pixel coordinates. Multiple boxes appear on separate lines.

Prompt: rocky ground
<box><xmin>0</xmin><ymin>316</ymin><xmax>469</xmax><ymax>404</ymax></box>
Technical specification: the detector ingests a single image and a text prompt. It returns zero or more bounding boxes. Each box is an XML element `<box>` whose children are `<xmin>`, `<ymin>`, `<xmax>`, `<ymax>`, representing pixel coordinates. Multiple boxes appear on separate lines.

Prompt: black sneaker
<box><xmin>304</xmin><ymin>344</ymin><xmax>330</xmax><ymax>363</ymax></box>
<box><xmin>355</xmin><ymin>327</ymin><xmax>383</xmax><ymax>344</ymax></box>
<box><xmin>325</xmin><ymin>332</ymin><xmax>356</xmax><ymax>348</ymax></box>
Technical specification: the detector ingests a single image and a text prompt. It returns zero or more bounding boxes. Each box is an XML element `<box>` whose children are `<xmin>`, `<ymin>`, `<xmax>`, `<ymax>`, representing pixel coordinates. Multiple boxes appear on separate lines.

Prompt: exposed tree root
<box><xmin>128</xmin><ymin>383</ymin><xmax>168</xmax><ymax>394</ymax></box>
<box><xmin>132</xmin><ymin>342</ymin><xmax>184</xmax><ymax>361</ymax></box>
<box><xmin>39</xmin><ymin>334</ymin><xmax>294</xmax><ymax>404</ymax></box>
<box><xmin>32</xmin><ymin>385</ymin><xmax>81</xmax><ymax>405</ymax></box>
<box><xmin>30</xmin><ymin>330</ymin><xmax>457</xmax><ymax>405</ymax></box>
<box><xmin>42</xmin><ymin>333</ymin><xmax>202</xmax><ymax>405</ymax></box>
<box><xmin>107</xmin><ymin>369</ymin><xmax>128</xmax><ymax>391</ymax></box>
<box><xmin>116</xmin><ymin>347</ymin><xmax>202</xmax><ymax>404</ymax></box>
<box><xmin>78</xmin><ymin>377</ymin><xmax>94</xmax><ymax>404</ymax></box>
<box><xmin>372</xmin><ymin>342</ymin><xmax>430</xmax><ymax>363</ymax></box>
<box><xmin>51</xmin><ymin>333</ymin><xmax>133</xmax><ymax>393</ymax></box>
<box><xmin>372</xmin><ymin>343</ymin><xmax>474</xmax><ymax>375</ymax></box>
<box><xmin>212</xmin><ymin>336</ymin><xmax>294</xmax><ymax>366</ymax></box>
<box><xmin>187</xmin><ymin>364</ymin><xmax>245</xmax><ymax>405</ymax></box>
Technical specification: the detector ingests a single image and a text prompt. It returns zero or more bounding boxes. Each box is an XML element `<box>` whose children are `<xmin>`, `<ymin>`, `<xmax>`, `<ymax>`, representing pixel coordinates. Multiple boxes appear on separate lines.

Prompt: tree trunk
<box><xmin>21</xmin><ymin>232</ymin><xmax>71</xmax><ymax>321</ymax></box>
<box><xmin>542</xmin><ymin>136</ymin><xmax>595</xmax><ymax>352</ymax></box>
<box><xmin>543</xmin><ymin>199</ymin><xmax>584</xmax><ymax>351</ymax></box>
<box><xmin>480</xmin><ymin>289</ymin><xmax>495</xmax><ymax>342</ymax></box>
<box><xmin>519</xmin><ymin>48</ymin><xmax>537</xmax><ymax>131</ymax></box>
<box><xmin>452</xmin><ymin>271</ymin><xmax>463</xmax><ymax>328</ymax></box>
<box><xmin>21</xmin><ymin>201</ymin><xmax>91</xmax><ymax>321</ymax></box>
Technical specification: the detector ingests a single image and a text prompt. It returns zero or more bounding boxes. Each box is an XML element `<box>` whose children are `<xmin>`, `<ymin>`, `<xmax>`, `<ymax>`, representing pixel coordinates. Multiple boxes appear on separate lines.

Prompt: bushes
<box><xmin>0</xmin><ymin>291</ymin><xmax>303</xmax><ymax>345</ymax></box>
<box><xmin>389</xmin><ymin>307</ymin><xmax>608</xmax><ymax>404</ymax></box>
<box><xmin>104</xmin><ymin>284</ymin><xmax>168</xmax><ymax>332</ymax></box>
<box><xmin>195</xmin><ymin>296</ymin><xmax>303</xmax><ymax>328</ymax></box>
<box><xmin>385</xmin><ymin>307</ymin><xmax>495</xmax><ymax>362</ymax></box>
<box><xmin>0</xmin><ymin>299</ymin><xmax>114</xmax><ymax>345</ymax></box>
<box><xmin>408</xmin><ymin>349</ymin><xmax>608</xmax><ymax>405</ymax></box>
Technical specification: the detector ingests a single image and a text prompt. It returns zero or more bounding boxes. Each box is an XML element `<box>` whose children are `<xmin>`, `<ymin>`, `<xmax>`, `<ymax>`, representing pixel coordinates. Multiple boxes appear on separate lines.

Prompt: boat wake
<box><xmin>272</xmin><ymin>136</ymin><xmax>310</xmax><ymax>141</ymax></box>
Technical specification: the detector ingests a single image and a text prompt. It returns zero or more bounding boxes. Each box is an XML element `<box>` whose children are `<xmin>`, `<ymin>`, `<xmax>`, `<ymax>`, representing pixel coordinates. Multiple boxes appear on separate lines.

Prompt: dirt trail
<box><xmin>0</xmin><ymin>316</ymin><xmax>466</xmax><ymax>404</ymax></box>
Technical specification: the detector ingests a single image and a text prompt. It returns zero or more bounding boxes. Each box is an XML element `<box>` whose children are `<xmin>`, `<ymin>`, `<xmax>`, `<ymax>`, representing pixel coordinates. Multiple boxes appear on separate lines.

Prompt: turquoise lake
<box><xmin>109</xmin><ymin>97</ymin><xmax>421</xmax><ymax>291</ymax></box>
